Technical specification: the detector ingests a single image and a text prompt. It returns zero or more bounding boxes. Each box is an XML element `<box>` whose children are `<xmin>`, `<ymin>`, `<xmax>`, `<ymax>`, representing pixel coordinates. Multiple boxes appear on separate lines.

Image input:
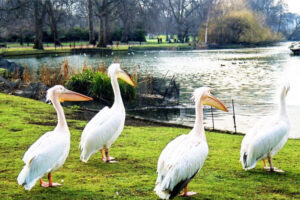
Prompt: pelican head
<box><xmin>193</xmin><ymin>87</ymin><xmax>228</xmax><ymax>112</ymax></box>
<box><xmin>46</xmin><ymin>85</ymin><xmax>93</xmax><ymax>103</ymax></box>
<box><xmin>281</xmin><ymin>82</ymin><xmax>290</xmax><ymax>97</ymax></box>
<box><xmin>108</xmin><ymin>63</ymin><xmax>135</xmax><ymax>87</ymax></box>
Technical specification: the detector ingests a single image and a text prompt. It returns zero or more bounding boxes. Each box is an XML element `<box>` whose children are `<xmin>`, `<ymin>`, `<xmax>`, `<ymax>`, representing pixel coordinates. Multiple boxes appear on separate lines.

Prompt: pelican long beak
<box><xmin>203</xmin><ymin>93</ymin><xmax>228</xmax><ymax>112</ymax></box>
<box><xmin>59</xmin><ymin>89</ymin><xmax>93</xmax><ymax>102</ymax></box>
<box><xmin>117</xmin><ymin>70</ymin><xmax>136</xmax><ymax>87</ymax></box>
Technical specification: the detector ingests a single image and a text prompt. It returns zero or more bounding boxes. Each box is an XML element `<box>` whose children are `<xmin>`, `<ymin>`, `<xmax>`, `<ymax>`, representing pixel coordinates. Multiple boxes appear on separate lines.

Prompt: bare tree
<box><xmin>87</xmin><ymin>0</ymin><xmax>95</xmax><ymax>44</ymax></box>
<box><xmin>165</xmin><ymin>0</ymin><xmax>202</xmax><ymax>42</ymax></box>
<box><xmin>118</xmin><ymin>0</ymin><xmax>138</xmax><ymax>43</ymax></box>
<box><xmin>93</xmin><ymin>0</ymin><xmax>120</xmax><ymax>47</ymax></box>
<box><xmin>32</xmin><ymin>0</ymin><xmax>48</xmax><ymax>49</ymax></box>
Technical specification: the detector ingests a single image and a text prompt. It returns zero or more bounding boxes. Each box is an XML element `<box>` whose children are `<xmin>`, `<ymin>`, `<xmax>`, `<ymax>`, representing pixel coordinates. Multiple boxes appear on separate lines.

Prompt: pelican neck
<box><xmin>192</xmin><ymin>98</ymin><xmax>206</xmax><ymax>140</ymax></box>
<box><xmin>111</xmin><ymin>73</ymin><xmax>123</xmax><ymax>107</ymax></box>
<box><xmin>279</xmin><ymin>88</ymin><xmax>287</xmax><ymax>117</ymax></box>
<box><xmin>52</xmin><ymin>95</ymin><xmax>68</xmax><ymax>129</ymax></box>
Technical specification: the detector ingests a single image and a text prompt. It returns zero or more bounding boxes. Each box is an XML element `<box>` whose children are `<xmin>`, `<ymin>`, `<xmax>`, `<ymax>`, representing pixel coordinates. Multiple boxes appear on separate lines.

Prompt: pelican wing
<box><xmin>80</xmin><ymin>106</ymin><xmax>110</xmax><ymax>147</ymax></box>
<box><xmin>22</xmin><ymin>131</ymin><xmax>54</xmax><ymax>163</ymax></box>
<box><xmin>155</xmin><ymin>134</ymin><xmax>208</xmax><ymax>199</ymax></box>
<box><xmin>240</xmin><ymin>116</ymin><xmax>271</xmax><ymax>160</ymax></box>
<box><xmin>80</xmin><ymin>107</ymin><xmax>125</xmax><ymax>162</ymax></box>
<box><xmin>241</xmin><ymin>116</ymin><xmax>289</xmax><ymax>169</ymax></box>
<box><xmin>17</xmin><ymin>133</ymin><xmax>67</xmax><ymax>190</ymax></box>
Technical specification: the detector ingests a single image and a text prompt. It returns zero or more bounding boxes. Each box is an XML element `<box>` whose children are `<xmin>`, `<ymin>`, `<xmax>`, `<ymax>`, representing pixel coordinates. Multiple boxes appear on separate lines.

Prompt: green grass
<box><xmin>3</xmin><ymin>42</ymin><xmax>90</xmax><ymax>48</ymax></box>
<box><xmin>0</xmin><ymin>40</ymin><xmax>194</xmax><ymax>57</ymax></box>
<box><xmin>0</xmin><ymin>93</ymin><xmax>300</xmax><ymax>199</ymax></box>
<box><xmin>0</xmin><ymin>48</ymin><xmax>73</xmax><ymax>57</ymax></box>
<box><xmin>129</xmin><ymin>43</ymin><xmax>192</xmax><ymax>50</ymax></box>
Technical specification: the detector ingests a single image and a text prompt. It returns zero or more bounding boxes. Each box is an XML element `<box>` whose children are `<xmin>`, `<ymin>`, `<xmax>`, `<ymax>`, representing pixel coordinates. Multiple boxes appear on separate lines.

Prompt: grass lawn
<box><xmin>0</xmin><ymin>93</ymin><xmax>300</xmax><ymax>199</ymax></box>
<box><xmin>0</xmin><ymin>40</ymin><xmax>193</xmax><ymax>57</ymax></box>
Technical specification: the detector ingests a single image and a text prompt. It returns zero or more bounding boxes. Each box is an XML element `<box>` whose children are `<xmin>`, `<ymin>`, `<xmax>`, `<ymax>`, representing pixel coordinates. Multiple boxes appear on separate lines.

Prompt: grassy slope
<box><xmin>0</xmin><ymin>93</ymin><xmax>300</xmax><ymax>199</ymax></box>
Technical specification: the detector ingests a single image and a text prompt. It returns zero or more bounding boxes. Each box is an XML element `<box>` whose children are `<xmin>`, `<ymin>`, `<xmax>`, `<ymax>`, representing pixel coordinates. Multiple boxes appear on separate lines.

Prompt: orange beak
<box><xmin>59</xmin><ymin>89</ymin><xmax>93</xmax><ymax>102</ymax></box>
<box><xmin>203</xmin><ymin>93</ymin><xmax>228</xmax><ymax>112</ymax></box>
<box><xmin>117</xmin><ymin>70</ymin><xmax>136</xmax><ymax>87</ymax></box>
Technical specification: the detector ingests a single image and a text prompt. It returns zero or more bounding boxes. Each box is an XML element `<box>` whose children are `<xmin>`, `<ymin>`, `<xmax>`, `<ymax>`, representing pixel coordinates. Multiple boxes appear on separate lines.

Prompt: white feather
<box><xmin>155</xmin><ymin>131</ymin><xmax>208</xmax><ymax>199</ymax></box>
<box><xmin>23</xmin><ymin>131</ymin><xmax>54</xmax><ymax>163</ymax></box>
<box><xmin>80</xmin><ymin>106</ymin><xmax>125</xmax><ymax>162</ymax></box>
<box><xmin>79</xmin><ymin>106</ymin><xmax>110</xmax><ymax>148</ymax></box>
<box><xmin>17</xmin><ymin>85</ymin><xmax>87</xmax><ymax>191</ymax></box>
<box><xmin>240</xmin><ymin>83</ymin><xmax>290</xmax><ymax>170</ymax></box>
<box><xmin>79</xmin><ymin>63</ymin><xmax>128</xmax><ymax>162</ymax></box>
<box><xmin>17</xmin><ymin>129</ymin><xmax>70</xmax><ymax>190</ymax></box>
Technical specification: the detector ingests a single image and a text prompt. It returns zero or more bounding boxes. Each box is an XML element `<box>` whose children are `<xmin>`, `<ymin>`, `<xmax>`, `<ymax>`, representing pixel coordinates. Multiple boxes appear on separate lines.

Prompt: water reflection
<box><xmin>8</xmin><ymin>42</ymin><xmax>300</xmax><ymax>138</ymax></box>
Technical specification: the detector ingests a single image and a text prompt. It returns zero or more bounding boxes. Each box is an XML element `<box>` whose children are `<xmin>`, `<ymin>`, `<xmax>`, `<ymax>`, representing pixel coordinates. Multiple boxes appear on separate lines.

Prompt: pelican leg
<box><xmin>40</xmin><ymin>178</ymin><xmax>49</xmax><ymax>187</ymax></box>
<box><xmin>40</xmin><ymin>173</ymin><xmax>61</xmax><ymax>188</ymax></box>
<box><xmin>263</xmin><ymin>159</ymin><xmax>270</xmax><ymax>170</ymax></box>
<box><xmin>105</xmin><ymin>148</ymin><xmax>117</xmax><ymax>163</ymax></box>
<box><xmin>267</xmin><ymin>155</ymin><xmax>284</xmax><ymax>173</ymax></box>
<box><xmin>100</xmin><ymin>149</ymin><xmax>106</xmax><ymax>162</ymax></box>
<box><xmin>179</xmin><ymin>185</ymin><xmax>197</xmax><ymax>197</ymax></box>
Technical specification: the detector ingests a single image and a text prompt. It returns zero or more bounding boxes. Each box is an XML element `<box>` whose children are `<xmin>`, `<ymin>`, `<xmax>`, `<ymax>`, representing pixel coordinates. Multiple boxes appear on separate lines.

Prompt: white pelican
<box><xmin>240</xmin><ymin>82</ymin><xmax>290</xmax><ymax>172</ymax></box>
<box><xmin>154</xmin><ymin>87</ymin><xmax>228</xmax><ymax>199</ymax></box>
<box><xmin>17</xmin><ymin>85</ymin><xmax>93</xmax><ymax>190</ymax></box>
<box><xmin>80</xmin><ymin>63</ymin><xmax>135</xmax><ymax>163</ymax></box>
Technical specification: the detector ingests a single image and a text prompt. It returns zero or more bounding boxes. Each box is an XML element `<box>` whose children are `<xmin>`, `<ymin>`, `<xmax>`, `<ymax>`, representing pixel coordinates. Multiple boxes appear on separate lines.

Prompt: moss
<box><xmin>0</xmin><ymin>93</ymin><xmax>300</xmax><ymax>199</ymax></box>
<box><xmin>0</xmin><ymin>68</ymin><xmax>9</xmax><ymax>77</ymax></box>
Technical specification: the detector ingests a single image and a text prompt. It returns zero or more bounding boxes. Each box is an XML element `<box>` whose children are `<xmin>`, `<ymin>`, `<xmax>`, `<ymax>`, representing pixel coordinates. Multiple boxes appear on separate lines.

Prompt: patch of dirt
<box><xmin>68</xmin><ymin>121</ymin><xmax>84</xmax><ymax>130</ymax></box>
<box><xmin>27</xmin><ymin>120</ymin><xmax>56</xmax><ymax>126</ymax></box>
<box><xmin>9</xmin><ymin>128</ymin><xmax>23</xmax><ymax>132</ymax></box>
<box><xmin>125</xmin><ymin>117</ymin><xmax>162</xmax><ymax>127</ymax></box>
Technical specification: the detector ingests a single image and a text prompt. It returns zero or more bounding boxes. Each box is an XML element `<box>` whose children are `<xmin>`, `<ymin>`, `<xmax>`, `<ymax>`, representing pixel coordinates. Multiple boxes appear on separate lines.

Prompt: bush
<box><xmin>131</xmin><ymin>29</ymin><xmax>146</xmax><ymax>42</ymax></box>
<box><xmin>201</xmin><ymin>10</ymin><xmax>283</xmax><ymax>45</ymax></box>
<box><xmin>63</xmin><ymin>27</ymin><xmax>89</xmax><ymax>41</ymax></box>
<box><xmin>66</xmin><ymin>68</ymin><xmax>136</xmax><ymax>103</ymax></box>
<box><xmin>65</xmin><ymin>68</ymin><xmax>94</xmax><ymax>95</ymax></box>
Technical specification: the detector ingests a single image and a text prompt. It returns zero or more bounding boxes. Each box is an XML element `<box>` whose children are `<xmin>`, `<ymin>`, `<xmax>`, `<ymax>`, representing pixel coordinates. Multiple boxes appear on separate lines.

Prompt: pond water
<box><xmin>8</xmin><ymin>42</ymin><xmax>300</xmax><ymax>138</ymax></box>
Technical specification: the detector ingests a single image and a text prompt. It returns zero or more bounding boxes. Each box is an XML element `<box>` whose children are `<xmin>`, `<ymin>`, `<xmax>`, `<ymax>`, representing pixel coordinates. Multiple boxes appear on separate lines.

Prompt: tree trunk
<box><xmin>121</xmin><ymin>19</ymin><xmax>129</xmax><ymax>43</ymax></box>
<box><xmin>32</xmin><ymin>0</ymin><xmax>47</xmax><ymax>50</ymax></box>
<box><xmin>97</xmin><ymin>14</ymin><xmax>109</xmax><ymax>47</ymax></box>
<box><xmin>88</xmin><ymin>0</ymin><xmax>95</xmax><ymax>44</ymax></box>
<box><xmin>19</xmin><ymin>30</ymin><xmax>23</xmax><ymax>46</ymax></box>
<box><xmin>97</xmin><ymin>17</ymin><xmax>105</xmax><ymax>47</ymax></box>
<box><xmin>205</xmin><ymin>10</ymin><xmax>210</xmax><ymax>44</ymax></box>
<box><xmin>46</xmin><ymin>0</ymin><xmax>61</xmax><ymax>46</ymax></box>
<box><xmin>166</xmin><ymin>20</ymin><xmax>169</xmax><ymax>42</ymax></box>
<box><xmin>105</xmin><ymin>15</ymin><xmax>111</xmax><ymax>45</ymax></box>
<box><xmin>177</xmin><ymin>24</ymin><xmax>184</xmax><ymax>42</ymax></box>
<box><xmin>33</xmin><ymin>19</ymin><xmax>44</xmax><ymax>50</ymax></box>
<box><xmin>277</xmin><ymin>14</ymin><xmax>282</xmax><ymax>33</ymax></box>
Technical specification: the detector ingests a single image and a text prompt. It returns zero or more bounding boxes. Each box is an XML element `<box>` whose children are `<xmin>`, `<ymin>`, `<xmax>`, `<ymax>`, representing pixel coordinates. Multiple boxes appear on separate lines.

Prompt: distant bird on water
<box><xmin>240</xmin><ymin>82</ymin><xmax>290</xmax><ymax>172</ymax></box>
<box><xmin>79</xmin><ymin>63</ymin><xmax>135</xmax><ymax>163</ymax></box>
<box><xmin>154</xmin><ymin>87</ymin><xmax>228</xmax><ymax>199</ymax></box>
<box><xmin>17</xmin><ymin>85</ymin><xmax>93</xmax><ymax>190</ymax></box>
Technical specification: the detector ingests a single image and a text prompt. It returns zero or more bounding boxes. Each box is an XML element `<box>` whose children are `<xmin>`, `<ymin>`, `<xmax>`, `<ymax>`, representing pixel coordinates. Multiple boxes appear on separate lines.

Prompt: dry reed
<box><xmin>22</xmin><ymin>65</ymin><xmax>33</xmax><ymax>83</ymax></box>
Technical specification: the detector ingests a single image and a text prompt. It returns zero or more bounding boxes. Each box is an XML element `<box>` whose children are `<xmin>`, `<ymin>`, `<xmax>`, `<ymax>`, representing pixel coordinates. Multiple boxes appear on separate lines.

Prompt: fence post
<box><xmin>232</xmin><ymin>99</ymin><xmax>237</xmax><ymax>134</ymax></box>
<box><xmin>211</xmin><ymin>106</ymin><xmax>215</xmax><ymax>130</ymax></box>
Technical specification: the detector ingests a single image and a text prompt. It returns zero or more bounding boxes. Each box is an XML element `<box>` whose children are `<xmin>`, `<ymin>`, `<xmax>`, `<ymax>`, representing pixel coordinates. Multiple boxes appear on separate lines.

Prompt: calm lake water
<box><xmin>8</xmin><ymin>42</ymin><xmax>300</xmax><ymax>138</ymax></box>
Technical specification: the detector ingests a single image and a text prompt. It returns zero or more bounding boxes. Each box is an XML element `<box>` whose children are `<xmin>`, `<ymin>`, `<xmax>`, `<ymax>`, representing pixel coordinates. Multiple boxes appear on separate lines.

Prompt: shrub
<box><xmin>66</xmin><ymin>68</ymin><xmax>136</xmax><ymax>103</ymax></box>
<box><xmin>200</xmin><ymin>10</ymin><xmax>283</xmax><ymax>45</ymax></box>
<box><xmin>65</xmin><ymin>68</ymin><xmax>94</xmax><ymax>95</ymax></box>
<box><xmin>131</xmin><ymin>29</ymin><xmax>146</xmax><ymax>42</ymax></box>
